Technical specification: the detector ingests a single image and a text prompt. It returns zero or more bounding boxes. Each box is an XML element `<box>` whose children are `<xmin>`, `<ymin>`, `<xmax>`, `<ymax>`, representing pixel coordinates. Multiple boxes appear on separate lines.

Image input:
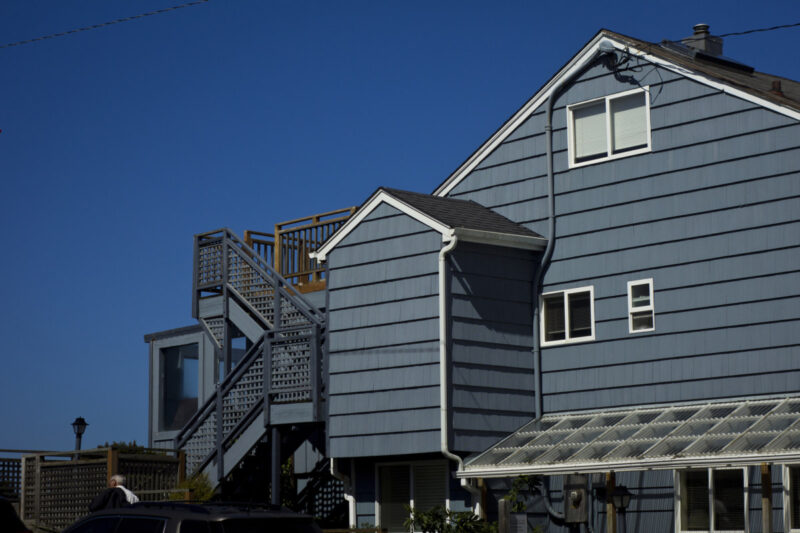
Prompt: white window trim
<box><xmin>674</xmin><ymin>467</ymin><xmax>749</xmax><ymax>533</ymax></box>
<box><xmin>540</xmin><ymin>286</ymin><xmax>595</xmax><ymax>346</ymax></box>
<box><xmin>783</xmin><ymin>464</ymin><xmax>800</xmax><ymax>532</ymax></box>
<box><xmin>374</xmin><ymin>460</ymin><xmax>450</xmax><ymax>531</ymax></box>
<box><xmin>627</xmin><ymin>278</ymin><xmax>655</xmax><ymax>334</ymax></box>
<box><xmin>567</xmin><ymin>86</ymin><xmax>652</xmax><ymax>169</ymax></box>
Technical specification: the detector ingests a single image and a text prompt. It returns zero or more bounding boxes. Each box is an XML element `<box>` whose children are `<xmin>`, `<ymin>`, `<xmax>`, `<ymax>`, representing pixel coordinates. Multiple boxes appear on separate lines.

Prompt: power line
<box><xmin>0</xmin><ymin>0</ymin><xmax>210</xmax><ymax>50</ymax></box>
<box><xmin>674</xmin><ymin>21</ymin><xmax>800</xmax><ymax>44</ymax></box>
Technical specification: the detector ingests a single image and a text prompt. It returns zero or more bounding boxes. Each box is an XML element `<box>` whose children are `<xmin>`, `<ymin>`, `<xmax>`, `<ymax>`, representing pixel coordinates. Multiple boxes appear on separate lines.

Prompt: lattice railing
<box><xmin>182</xmin><ymin>228</ymin><xmax>326</xmax><ymax>481</ymax></box>
<box><xmin>0</xmin><ymin>456</ymin><xmax>22</xmax><ymax>499</ymax></box>
<box><xmin>296</xmin><ymin>459</ymin><xmax>346</xmax><ymax>524</ymax></box>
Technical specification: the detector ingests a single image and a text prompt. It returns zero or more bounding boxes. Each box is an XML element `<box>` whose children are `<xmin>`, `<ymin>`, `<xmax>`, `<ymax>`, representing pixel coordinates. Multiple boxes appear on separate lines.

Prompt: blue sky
<box><xmin>0</xmin><ymin>1</ymin><xmax>798</xmax><ymax>451</ymax></box>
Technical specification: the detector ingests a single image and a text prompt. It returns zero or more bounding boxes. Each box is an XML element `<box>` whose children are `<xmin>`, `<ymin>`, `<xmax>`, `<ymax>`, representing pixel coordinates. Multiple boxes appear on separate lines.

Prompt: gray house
<box><xmin>145</xmin><ymin>25</ymin><xmax>800</xmax><ymax>533</ymax></box>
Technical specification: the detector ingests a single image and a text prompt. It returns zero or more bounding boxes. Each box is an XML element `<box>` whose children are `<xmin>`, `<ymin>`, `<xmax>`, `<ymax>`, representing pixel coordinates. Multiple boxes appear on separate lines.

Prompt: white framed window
<box><xmin>675</xmin><ymin>468</ymin><xmax>748</xmax><ymax>533</ymax></box>
<box><xmin>783</xmin><ymin>464</ymin><xmax>800</xmax><ymax>531</ymax></box>
<box><xmin>376</xmin><ymin>461</ymin><xmax>449</xmax><ymax>533</ymax></box>
<box><xmin>541</xmin><ymin>286</ymin><xmax>595</xmax><ymax>346</ymax></box>
<box><xmin>627</xmin><ymin>278</ymin><xmax>655</xmax><ymax>333</ymax></box>
<box><xmin>567</xmin><ymin>87</ymin><xmax>651</xmax><ymax>168</ymax></box>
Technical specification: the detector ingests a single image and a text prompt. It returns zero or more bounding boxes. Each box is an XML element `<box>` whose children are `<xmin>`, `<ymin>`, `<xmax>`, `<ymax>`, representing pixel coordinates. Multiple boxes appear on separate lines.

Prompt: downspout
<box><xmin>532</xmin><ymin>90</ymin><xmax>558</xmax><ymax>422</ymax></box>
<box><xmin>438</xmin><ymin>235</ymin><xmax>483</xmax><ymax>515</ymax></box>
<box><xmin>331</xmin><ymin>458</ymin><xmax>356</xmax><ymax>527</ymax></box>
<box><xmin>533</xmin><ymin>40</ymin><xmax>616</xmax><ymax>421</ymax></box>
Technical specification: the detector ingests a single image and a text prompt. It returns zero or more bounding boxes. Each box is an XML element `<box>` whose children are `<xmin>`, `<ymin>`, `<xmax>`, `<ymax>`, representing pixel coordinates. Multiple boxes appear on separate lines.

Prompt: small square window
<box><xmin>627</xmin><ymin>279</ymin><xmax>654</xmax><ymax>333</ymax></box>
<box><xmin>541</xmin><ymin>287</ymin><xmax>595</xmax><ymax>345</ymax></box>
<box><xmin>568</xmin><ymin>88</ymin><xmax>651</xmax><ymax>167</ymax></box>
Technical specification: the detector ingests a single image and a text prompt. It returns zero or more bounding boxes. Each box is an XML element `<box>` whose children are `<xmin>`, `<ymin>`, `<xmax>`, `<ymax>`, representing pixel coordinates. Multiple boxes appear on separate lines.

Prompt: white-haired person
<box><xmin>89</xmin><ymin>474</ymin><xmax>139</xmax><ymax>511</ymax></box>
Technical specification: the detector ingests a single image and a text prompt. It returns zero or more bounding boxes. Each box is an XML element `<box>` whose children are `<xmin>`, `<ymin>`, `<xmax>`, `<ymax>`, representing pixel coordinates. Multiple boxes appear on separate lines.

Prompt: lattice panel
<box><xmin>309</xmin><ymin>476</ymin><xmax>345</xmax><ymax>519</ymax></box>
<box><xmin>201</xmin><ymin>316</ymin><xmax>225</xmax><ymax>349</ymax></box>
<box><xmin>119</xmin><ymin>457</ymin><xmax>179</xmax><ymax>494</ymax></box>
<box><xmin>0</xmin><ymin>457</ymin><xmax>21</xmax><ymax>499</ymax></box>
<box><xmin>271</xmin><ymin>332</ymin><xmax>314</xmax><ymax>403</ymax></box>
<box><xmin>221</xmin><ymin>350</ymin><xmax>265</xmax><ymax>439</ymax></box>
<box><xmin>22</xmin><ymin>456</ymin><xmax>36</xmax><ymax>520</ymax></box>
<box><xmin>280</xmin><ymin>293</ymin><xmax>311</xmax><ymax>327</ymax></box>
<box><xmin>184</xmin><ymin>410</ymin><xmax>217</xmax><ymax>476</ymax></box>
<box><xmin>197</xmin><ymin>239</ymin><xmax>224</xmax><ymax>286</ymax></box>
<box><xmin>227</xmin><ymin>247</ymin><xmax>276</xmax><ymax>325</ymax></box>
<box><xmin>38</xmin><ymin>459</ymin><xmax>106</xmax><ymax>531</ymax></box>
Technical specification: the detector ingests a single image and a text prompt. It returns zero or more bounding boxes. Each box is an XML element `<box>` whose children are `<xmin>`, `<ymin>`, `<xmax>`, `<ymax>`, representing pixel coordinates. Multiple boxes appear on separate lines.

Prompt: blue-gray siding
<box><xmin>444</xmin><ymin>59</ymin><xmax>800</xmax><ymax>414</ymax></box>
<box><xmin>448</xmin><ymin>242</ymin><xmax>537</xmax><ymax>452</ymax></box>
<box><xmin>327</xmin><ymin>202</ymin><xmax>443</xmax><ymax>457</ymax></box>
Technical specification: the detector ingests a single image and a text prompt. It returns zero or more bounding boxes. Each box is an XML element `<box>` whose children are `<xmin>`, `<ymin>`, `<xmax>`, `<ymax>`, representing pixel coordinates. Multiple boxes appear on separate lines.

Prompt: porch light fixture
<box><xmin>612</xmin><ymin>485</ymin><xmax>631</xmax><ymax>510</ymax></box>
<box><xmin>72</xmin><ymin>417</ymin><xmax>88</xmax><ymax>451</ymax></box>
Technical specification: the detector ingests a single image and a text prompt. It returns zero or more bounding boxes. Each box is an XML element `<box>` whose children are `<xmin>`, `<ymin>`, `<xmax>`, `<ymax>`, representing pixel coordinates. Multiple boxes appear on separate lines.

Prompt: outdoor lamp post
<box><xmin>72</xmin><ymin>417</ymin><xmax>88</xmax><ymax>451</ymax></box>
<box><xmin>612</xmin><ymin>485</ymin><xmax>632</xmax><ymax>533</ymax></box>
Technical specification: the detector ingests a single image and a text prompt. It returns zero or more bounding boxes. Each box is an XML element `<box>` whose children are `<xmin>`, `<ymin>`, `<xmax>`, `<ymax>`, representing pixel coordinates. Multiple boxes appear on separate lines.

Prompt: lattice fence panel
<box><xmin>22</xmin><ymin>456</ymin><xmax>36</xmax><ymax>521</ymax></box>
<box><xmin>0</xmin><ymin>457</ymin><xmax>21</xmax><ymax>500</ymax></box>
<box><xmin>221</xmin><ymin>350</ymin><xmax>265</xmax><ymax>439</ymax></box>
<box><xmin>197</xmin><ymin>239</ymin><xmax>224</xmax><ymax>287</ymax></box>
<box><xmin>119</xmin><ymin>456</ymin><xmax>179</xmax><ymax>497</ymax></box>
<box><xmin>38</xmin><ymin>458</ymin><xmax>106</xmax><ymax>531</ymax></box>
<box><xmin>184</xmin><ymin>410</ymin><xmax>217</xmax><ymax>476</ymax></box>
<box><xmin>309</xmin><ymin>476</ymin><xmax>345</xmax><ymax>520</ymax></box>
<box><xmin>271</xmin><ymin>330</ymin><xmax>314</xmax><ymax>403</ymax></box>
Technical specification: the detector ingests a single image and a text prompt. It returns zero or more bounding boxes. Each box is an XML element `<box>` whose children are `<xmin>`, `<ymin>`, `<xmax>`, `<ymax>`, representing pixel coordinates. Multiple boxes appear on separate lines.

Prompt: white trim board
<box><xmin>433</xmin><ymin>31</ymin><xmax>800</xmax><ymax>198</ymax></box>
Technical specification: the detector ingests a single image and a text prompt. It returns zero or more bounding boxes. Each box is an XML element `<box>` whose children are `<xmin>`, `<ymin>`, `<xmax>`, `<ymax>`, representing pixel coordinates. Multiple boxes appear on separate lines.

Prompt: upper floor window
<box><xmin>628</xmin><ymin>279</ymin><xmax>655</xmax><ymax>333</ymax></box>
<box><xmin>541</xmin><ymin>286</ymin><xmax>595</xmax><ymax>345</ymax></box>
<box><xmin>568</xmin><ymin>87</ymin><xmax>651</xmax><ymax>167</ymax></box>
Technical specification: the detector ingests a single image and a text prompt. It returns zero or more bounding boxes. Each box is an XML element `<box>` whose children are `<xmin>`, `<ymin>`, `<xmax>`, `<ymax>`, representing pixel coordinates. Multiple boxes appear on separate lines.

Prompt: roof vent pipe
<box><xmin>683</xmin><ymin>23</ymin><xmax>723</xmax><ymax>56</ymax></box>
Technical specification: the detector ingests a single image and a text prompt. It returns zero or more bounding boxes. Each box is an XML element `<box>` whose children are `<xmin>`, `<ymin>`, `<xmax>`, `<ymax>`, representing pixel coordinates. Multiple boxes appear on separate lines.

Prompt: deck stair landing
<box><xmin>177</xmin><ymin>228</ymin><xmax>326</xmax><ymax>490</ymax></box>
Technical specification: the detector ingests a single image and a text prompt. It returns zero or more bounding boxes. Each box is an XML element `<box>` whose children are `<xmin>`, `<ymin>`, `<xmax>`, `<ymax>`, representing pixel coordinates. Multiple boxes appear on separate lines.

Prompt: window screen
<box><xmin>682</xmin><ymin>470</ymin><xmax>709</xmax><ymax>531</ymax></box>
<box><xmin>567</xmin><ymin>291</ymin><xmax>592</xmax><ymax>338</ymax></box>
<box><xmin>543</xmin><ymin>293</ymin><xmax>566</xmax><ymax>341</ymax></box>
<box><xmin>413</xmin><ymin>463</ymin><xmax>446</xmax><ymax>513</ymax></box>
<box><xmin>611</xmin><ymin>92</ymin><xmax>647</xmax><ymax>152</ymax></box>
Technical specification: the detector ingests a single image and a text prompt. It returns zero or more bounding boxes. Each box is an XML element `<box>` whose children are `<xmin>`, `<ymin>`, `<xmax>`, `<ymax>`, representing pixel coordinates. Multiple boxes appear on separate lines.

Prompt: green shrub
<box><xmin>403</xmin><ymin>505</ymin><xmax>497</xmax><ymax>533</ymax></box>
<box><xmin>169</xmin><ymin>472</ymin><xmax>214</xmax><ymax>502</ymax></box>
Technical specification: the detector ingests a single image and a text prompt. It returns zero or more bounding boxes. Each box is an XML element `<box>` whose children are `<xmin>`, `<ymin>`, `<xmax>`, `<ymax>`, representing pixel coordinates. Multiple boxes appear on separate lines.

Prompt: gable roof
<box><xmin>433</xmin><ymin>29</ymin><xmax>800</xmax><ymax>197</ymax></box>
<box><xmin>312</xmin><ymin>187</ymin><xmax>545</xmax><ymax>261</ymax></box>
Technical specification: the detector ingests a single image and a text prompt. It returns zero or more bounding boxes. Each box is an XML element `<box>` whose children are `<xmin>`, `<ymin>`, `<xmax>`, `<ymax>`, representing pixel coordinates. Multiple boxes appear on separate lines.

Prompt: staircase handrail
<box><xmin>175</xmin><ymin>336</ymin><xmax>264</xmax><ymax>458</ymax></box>
<box><xmin>195</xmin><ymin>228</ymin><xmax>325</xmax><ymax>326</ymax></box>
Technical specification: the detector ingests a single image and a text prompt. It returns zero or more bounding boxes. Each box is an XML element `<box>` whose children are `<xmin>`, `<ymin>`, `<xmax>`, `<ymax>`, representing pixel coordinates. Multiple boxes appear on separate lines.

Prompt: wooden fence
<box><xmin>21</xmin><ymin>447</ymin><xmax>185</xmax><ymax>532</ymax></box>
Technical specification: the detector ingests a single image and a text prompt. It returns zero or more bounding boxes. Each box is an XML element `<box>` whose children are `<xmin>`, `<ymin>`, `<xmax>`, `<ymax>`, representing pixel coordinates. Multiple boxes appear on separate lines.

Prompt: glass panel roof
<box><xmin>463</xmin><ymin>397</ymin><xmax>800</xmax><ymax>476</ymax></box>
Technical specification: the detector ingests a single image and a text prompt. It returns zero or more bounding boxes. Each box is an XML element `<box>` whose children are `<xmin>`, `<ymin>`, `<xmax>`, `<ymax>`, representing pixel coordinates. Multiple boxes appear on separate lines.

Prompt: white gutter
<box><xmin>438</xmin><ymin>236</ymin><xmax>483</xmax><ymax>516</ymax></box>
<box><xmin>330</xmin><ymin>458</ymin><xmax>356</xmax><ymax>527</ymax></box>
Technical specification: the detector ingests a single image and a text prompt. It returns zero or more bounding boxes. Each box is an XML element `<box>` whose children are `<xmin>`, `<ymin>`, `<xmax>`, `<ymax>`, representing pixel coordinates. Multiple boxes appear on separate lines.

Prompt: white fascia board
<box><xmin>312</xmin><ymin>190</ymin><xmax>453</xmax><ymax>262</ymax></box>
<box><xmin>434</xmin><ymin>35</ymin><xmax>800</xmax><ymax>198</ymax></box>
<box><xmin>453</xmin><ymin>227</ymin><xmax>547</xmax><ymax>251</ymax></box>
<box><xmin>457</xmin><ymin>451</ymin><xmax>800</xmax><ymax>479</ymax></box>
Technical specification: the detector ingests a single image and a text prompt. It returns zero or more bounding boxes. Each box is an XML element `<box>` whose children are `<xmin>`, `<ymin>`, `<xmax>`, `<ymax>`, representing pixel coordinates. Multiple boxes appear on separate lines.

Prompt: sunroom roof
<box><xmin>459</xmin><ymin>397</ymin><xmax>800</xmax><ymax>478</ymax></box>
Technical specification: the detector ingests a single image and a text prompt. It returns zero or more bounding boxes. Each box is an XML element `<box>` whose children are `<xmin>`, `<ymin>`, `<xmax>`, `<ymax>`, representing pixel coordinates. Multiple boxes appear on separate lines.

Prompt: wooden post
<box><xmin>107</xmin><ymin>447</ymin><xmax>119</xmax><ymax>485</ymax></box>
<box><xmin>606</xmin><ymin>471</ymin><xmax>617</xmax><ymax>533</ymax></box>
<box><xmin>498</xmin><ymin>496</ymin><xmax>510</xmax><ymax>533</ymax></box>
<box><xmin>762</xmin><ymin>463</ymin><xmax>773</xmax><ymax>533</ymax></box>
<box><xmin>178</xmin><ymin>450</ymin><xmax>186</xmax><ymax>484</ymax></box>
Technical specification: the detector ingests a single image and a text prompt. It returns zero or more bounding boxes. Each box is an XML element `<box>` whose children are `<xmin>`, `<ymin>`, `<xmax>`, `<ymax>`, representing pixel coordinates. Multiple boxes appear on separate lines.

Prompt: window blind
<box><xmin>573</xmin><ymin>102</ymin><xmax>607</xmax><ymax>160</ymax></box>
<box><xmin>611</xmin><ymin>93</ymin><xmax>647</xmax><ymax>152</ymax></box>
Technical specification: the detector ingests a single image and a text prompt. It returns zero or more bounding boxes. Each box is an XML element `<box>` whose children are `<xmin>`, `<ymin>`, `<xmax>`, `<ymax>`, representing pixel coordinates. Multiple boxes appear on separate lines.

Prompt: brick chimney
<box><xmin>682</xmin><ymin>23</ymin><xmax>723</xmax><ymax>56</ymax></box>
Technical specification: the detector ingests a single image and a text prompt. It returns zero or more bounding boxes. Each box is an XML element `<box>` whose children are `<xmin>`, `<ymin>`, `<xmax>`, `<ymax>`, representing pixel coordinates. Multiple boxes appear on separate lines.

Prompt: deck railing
<box><xmin>244</xmin><ymin>207</ymin><xmax>356</xmax><ymax>292</ymax></box>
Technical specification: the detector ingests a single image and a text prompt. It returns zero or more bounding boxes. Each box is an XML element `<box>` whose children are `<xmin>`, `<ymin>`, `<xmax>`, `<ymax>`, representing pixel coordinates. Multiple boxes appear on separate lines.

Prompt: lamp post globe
<box><xmin>72</xmin><ymin>417</ymin><xmax>88</xmax><ymax>451</ymax></box>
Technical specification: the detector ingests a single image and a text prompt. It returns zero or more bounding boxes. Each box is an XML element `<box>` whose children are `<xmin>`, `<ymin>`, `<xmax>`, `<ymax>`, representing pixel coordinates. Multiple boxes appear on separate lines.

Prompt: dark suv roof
<box><xmin>63</xmin><ymin>502</ymin><xmax>322</xmax><ymax>533</ymax></box>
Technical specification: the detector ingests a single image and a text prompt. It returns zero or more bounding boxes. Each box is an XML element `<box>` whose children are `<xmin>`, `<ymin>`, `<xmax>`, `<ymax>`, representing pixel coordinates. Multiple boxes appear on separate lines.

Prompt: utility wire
<box><xmin>0</xmin><ymin>0</ymin><xmax>209</xmax><ymax>50</ymax></box>
<box><xmin>675</xmin><ymin>21</ymin><xmax>800</xmax><ymax>44</ymax></box>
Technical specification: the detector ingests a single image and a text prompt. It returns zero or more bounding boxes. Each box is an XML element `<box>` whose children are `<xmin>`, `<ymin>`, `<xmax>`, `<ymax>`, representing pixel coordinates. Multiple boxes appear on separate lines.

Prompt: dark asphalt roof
<box><xmin>380</xmin><ymin>187</ymin><xmax>544</xmax><ymax>238</ymax></box>
<box><xmin>605</xmin><ymin>29</ymin><xmax>800</xmax><ymax>112</ymax></box>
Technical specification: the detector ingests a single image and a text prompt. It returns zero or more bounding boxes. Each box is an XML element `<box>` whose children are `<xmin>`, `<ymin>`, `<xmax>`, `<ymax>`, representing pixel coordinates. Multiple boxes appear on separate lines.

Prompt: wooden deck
<box><xmin>244</xmin><ymin>206</ymin><xmax>356</xmax><ymax>292</ymax></box>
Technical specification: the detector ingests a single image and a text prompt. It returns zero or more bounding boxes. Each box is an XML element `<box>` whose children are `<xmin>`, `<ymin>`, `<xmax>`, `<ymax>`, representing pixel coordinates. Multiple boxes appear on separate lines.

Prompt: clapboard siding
<box><xmin>328</xmin><ymin>203</ymin><xmax>443</xmax><ymax>457</ymax></box>
<box><xmin>443</xmin><ymin>55</ymin><xmax>800</xmax><ymax>418</ymax></box>
<box><xmin>448</xmin><ymin>243</ymin><xmax>536</xmax><ymax>452</ymax></box>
